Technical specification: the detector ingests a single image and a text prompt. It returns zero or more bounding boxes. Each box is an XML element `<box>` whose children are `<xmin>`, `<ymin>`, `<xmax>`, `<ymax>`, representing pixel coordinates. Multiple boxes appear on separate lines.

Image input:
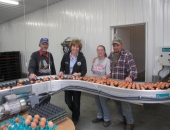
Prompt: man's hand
<box><xmin>29</xmin><ymin>73</ymin><xmax>37</xmax><ymax>80</ymax></box>
<box><xmin>58</xmin><ymin>72</ymin><xmax>63</xmax><ymax>77</ymax></box>
<box><xmin>92</xmin><ymin>57</ymin><xmax>97</xmax><ymax>63</ymax></box>
<box><xmin>125</xmin><ymin>77</ymin><xmax>132</xmax><ymax>82</ymax></box>
<box><xmin>101</xmin><ymin>75</ymin><xmax>107</xmax><ymax>79</ymax></box>
<box><xmin>72</xmin><ymin>72</ymin><xmax>81</xmax><ymax>77</ymax></box>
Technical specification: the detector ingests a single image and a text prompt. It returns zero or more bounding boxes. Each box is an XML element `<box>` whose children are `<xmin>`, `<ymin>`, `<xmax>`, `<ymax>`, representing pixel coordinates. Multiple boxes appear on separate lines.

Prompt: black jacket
<box><xmin>28</xmin><ymin>51</ymin><xmax>56</xmax><ymax>76</ymax></box>
<box><xmin>60</xmin><ymin>51</ymin><xmax>87</xmax><ymax>76</ymax></box>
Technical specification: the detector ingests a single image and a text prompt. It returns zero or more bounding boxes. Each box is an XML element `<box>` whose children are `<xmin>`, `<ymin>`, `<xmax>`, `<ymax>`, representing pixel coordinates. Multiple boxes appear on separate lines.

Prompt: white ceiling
<box><xmin>0</xmin><ymin>0</ymin><xmax>61</xmax><ymax>24</ymax></box>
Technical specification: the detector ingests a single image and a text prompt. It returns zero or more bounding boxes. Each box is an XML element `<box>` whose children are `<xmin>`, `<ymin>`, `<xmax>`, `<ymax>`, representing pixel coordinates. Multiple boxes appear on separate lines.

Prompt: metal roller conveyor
<box><xmin>0</xmin><ymin>75</ymin><xmax>170</xmax><ymax>104</ymax></box>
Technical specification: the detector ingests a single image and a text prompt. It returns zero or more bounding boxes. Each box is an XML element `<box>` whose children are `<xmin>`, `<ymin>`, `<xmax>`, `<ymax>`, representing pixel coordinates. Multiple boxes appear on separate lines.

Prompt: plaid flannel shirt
<box><xmin>108</xmin><ymin>49</ymin><xmax>137</xmax><ymax>80</ymax></box>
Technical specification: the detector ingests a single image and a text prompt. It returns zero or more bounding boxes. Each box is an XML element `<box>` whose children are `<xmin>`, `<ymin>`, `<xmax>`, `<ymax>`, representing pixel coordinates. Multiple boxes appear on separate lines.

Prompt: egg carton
<box><xmin>0</xmin><ymin>115</ymin><xmax>57</xmax><ymax>130</ymax></box>
<box><xmin>28</xmin><ymin>103</ymin><xmax>67</xmax><ymax>122</ymax></box>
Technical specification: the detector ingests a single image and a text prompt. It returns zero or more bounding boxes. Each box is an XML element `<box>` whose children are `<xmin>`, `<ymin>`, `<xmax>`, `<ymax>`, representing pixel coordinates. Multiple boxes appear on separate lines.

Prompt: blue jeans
<box><xmin>94</xmin><ymin>95</ymin><xmax>110</xmax><ymax>121</ymax></box>
<box><xmin>114</xmin><ymin>100</ymin><xmax>134</xmax><ymax>124</ymax></box>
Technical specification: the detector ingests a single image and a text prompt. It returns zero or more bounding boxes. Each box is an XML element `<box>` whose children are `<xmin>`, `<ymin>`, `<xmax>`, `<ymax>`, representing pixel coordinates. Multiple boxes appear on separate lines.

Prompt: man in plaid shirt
<box><xmin>109</xmin><ymin>38</ymin><xmax>137</xmax><ymax>130</ymax></box>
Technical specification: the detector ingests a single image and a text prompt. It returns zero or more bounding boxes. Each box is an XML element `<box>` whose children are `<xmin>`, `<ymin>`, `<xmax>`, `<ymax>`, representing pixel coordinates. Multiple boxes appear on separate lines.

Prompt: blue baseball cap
<box><xmin>40</xmin><ymin>38</ymin><xmax>49</xmax><ymax>44</ymax></box>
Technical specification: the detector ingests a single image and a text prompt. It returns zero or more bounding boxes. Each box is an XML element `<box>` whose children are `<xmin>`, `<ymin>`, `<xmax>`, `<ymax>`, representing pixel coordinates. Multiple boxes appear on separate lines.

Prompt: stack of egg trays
<box><xmin>28</xmin><ymin>103</ymin><xmax>67</xmax><ymax>123</ymax></box>
<box><xmin>0</xmin><ymin>115</ymin><xmax>57</xmax><ymax>130</ymax></box>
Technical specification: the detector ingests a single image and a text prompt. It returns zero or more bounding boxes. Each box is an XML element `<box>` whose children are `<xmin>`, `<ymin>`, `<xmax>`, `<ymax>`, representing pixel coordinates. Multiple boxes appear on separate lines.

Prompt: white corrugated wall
<box><xmin>0</xmin><ymin>0</ymin><xmax>170</xmax><ymax>81</ymax></box>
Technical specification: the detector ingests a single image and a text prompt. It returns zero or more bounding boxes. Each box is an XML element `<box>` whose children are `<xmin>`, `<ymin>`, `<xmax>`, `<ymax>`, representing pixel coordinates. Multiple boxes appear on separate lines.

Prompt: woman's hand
<box><xmin>29</xmin><ymin>73</ymin><xmax>37</xmax><ymax>80</ymax></box>
<box><xmin>58</xmin><ymin>72</ymin><xmax>63</xmax><ymax>77</ymax></box>
<box><xmin>72</xmin><ymin>72</ymin><xmax>81</xmax><ymax>77</ymax></box>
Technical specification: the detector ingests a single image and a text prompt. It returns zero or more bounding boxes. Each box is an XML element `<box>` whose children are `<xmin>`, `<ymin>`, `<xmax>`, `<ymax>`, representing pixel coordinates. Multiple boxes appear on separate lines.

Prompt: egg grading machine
<box><xmin>0</xmin><ymin>75</ymin><xmax>170</xmax><ymax>120</ymax></box>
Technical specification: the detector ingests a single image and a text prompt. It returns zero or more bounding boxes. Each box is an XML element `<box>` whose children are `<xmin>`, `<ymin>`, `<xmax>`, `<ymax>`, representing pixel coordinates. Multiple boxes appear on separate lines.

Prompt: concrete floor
<box><xmin>51</xmin><ymin>92</ymin><xmax>170</xmax><ymax>130</ymax></box>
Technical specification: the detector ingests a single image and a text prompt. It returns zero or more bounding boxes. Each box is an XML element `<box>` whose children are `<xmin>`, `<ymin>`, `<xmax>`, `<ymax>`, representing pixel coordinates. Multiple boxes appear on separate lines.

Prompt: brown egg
<box><xmin>5</xmin><ymin>124</ymin><xmax>10</xmax><ymax>127</ymax></box>
<box><xmin>41</xmin><ymin>117</ymin><xmax>46</xmax><ymax>123</ymax></box>
<box><xmin>48</xmin><ymin>121</ymin><xmax>54</xmax><ymax>128</ymax></box>
<box><xmin>35</xmin><ymin>81</ymin><xmax>39</xmax><ymax>83</ymax></box>
<box><xmin>33</xmin><ymin>118</ymin><xmax>39</xmax><ymax>125</ymax></box>
<box><xmin>19</xmin><ymin>79</ymin><xmax>23</xmax><ymax>84</ymax></box>
<box><xmin>34</xmin><ymin>114</ymin><xmax>40</xmax><ymax>120</ymax></box>
<box><xmin>27</xmin><ymin>115</ymin><xmax>32</xmax><ymax>121</ymax></box>
<box><xmin>30</xmin><ymin>80</ymin><xmax>34</xmax><ymax>84</ymax></box>
<box><xmin>1</xmin><ymin>126</ymin><xmax>5</xmax><ymax>129</ymax></box>
<box><xmin>43</xmin><ymin>77</ymin><xmax>48</xmax><ymax>81</ymax></box>
<box><xmin>2</xmin><ymin>126</ymin><xmax>7</xmax><ymax>130</ymax></box>
<box><xmin>25</xmin><ymin>119</ymin><xmax>31</xmax><ymax>125</ymax></box>
<box><xmin>15</xmin><ymin>118</ymin><xmax>19</xmax><ymax>122</ymax></box>
<box><xmin>39</xmin><ymin>121</ymin><xmax>45</xmax><ymax>128</ymax></box>
<box><xmin>7</xmin><ymin>86</ymin><xmax>10</xmax><ymax>89</ymax></box>
<box><xmin>17</xmin><ymin>119</ymin><xmax>21</xmax><ymax>123</ymax></box>
<box><xmin>31</xmin><ymin>122</ymin><xmax>37</xmax><ymax>129</ymax></box>
<box><xmin>51</xmin><ymin>78</ymin><xmax>55</xmax><ymax>80</ymax></box>
<box><xmin>165</xmin><ymin>83</ymin><xmax>169</xmax><ymax>88</ymax></box>
<box><xmin>3</xmin><ymin>87</ymin><xmax>6</xmax><ymax>90</ymax></box>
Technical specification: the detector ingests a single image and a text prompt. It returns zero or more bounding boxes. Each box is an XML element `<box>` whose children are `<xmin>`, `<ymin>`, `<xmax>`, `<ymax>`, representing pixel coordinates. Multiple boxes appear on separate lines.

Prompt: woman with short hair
<box><xmin>58</xmin><ymin>39</ymin><xmax>87</xmax><ymax>125</ymax></box>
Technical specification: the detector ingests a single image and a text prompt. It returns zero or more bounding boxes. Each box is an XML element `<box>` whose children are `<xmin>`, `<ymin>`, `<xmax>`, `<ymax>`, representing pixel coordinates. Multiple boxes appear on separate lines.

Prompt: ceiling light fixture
<box><xmin>0</xmin><ymin>0</ymin><xmax>19</xmax><ymax>5</ymax></box>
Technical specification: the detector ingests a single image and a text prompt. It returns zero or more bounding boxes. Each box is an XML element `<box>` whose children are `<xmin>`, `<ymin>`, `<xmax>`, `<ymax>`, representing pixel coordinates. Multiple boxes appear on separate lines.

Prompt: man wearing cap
<box><xmin>109</xmin><ymin>37</ymin><xmax>137</xmax><ymax>130</ymax></box>
<box><xmin>28</xmin><ymin>38</ymin><xmax>56</xmax><ymax>80</ymax></box>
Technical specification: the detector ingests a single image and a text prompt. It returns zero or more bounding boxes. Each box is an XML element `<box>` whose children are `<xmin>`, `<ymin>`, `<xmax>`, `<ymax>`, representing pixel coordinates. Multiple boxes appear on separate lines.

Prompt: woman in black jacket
<box><xmin>58</xmin><ymin>39</ymin><xmax>87</xmax><ymax>125</ymax></box>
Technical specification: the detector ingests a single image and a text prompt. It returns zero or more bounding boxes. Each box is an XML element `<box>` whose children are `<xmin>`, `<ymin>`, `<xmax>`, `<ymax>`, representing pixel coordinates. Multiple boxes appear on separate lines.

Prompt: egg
<box><xmin>48</xmin><ymin>121</ymin><xmax>54</xmax><ymax>128</ymax></box>
<box><xmin>34</xmin><ymin>114</ymin><xmax>40</xmax><ymax>120</ymax></box>
<box><xmin>2</xmin><ymin>126</ymin><xmax>7</xmax><ymax>130</ymax></box>
<box><xmin>39</xmin><ymin>121</ymin><xmax>45</xmax><ymax>128</ymax></box>
<box><xmin>3</xmin><ymin>87</ymin><xmax>6</xmax><ymax>90</ymax></box>
<box><xmin>31</xmin><ymin>122</ymin><xmax>37</xmax><ymax>129</ymax></box>
<box><xmin>0</xmin><ymin>126</ymin><xmax>5</xmax><ymax>129</ymax></box>
<box><xmin>5</xmin><ymin>124</ymin><xmax>10</xmax><ymax>127</ymax></box>
<box><xmin>33</xmin><ymin>118</ymin><xmax>39</xmax><ymax>125</ymax></box>
<box><xmin>25</xmin><ymin>119</ymin><xmax>31</xmax><ymax>125</ymax></box>
<box><xmin>27</xmin><ymin>115</ymin><xmax>32</xmax><ymax>121</ymax></box>
<box><xmin>15</xmin><ymin>118</ymin><xmax>20</xmax><ymax>123</ymax></box>
<box><xmin>19</xmin><ymin>79</ymin><xmax>23</xmax><ymax>84</ymax></box>
<box><xmin>18</xmin><ymin>119</ymin><xmax>21</xmax><ymax>123</ymax></box>
<box><xmin>35</xmin><ymin>81</ymin><xmax>39</xmax><ymax>83</ymax></box>
<box><xmin>41</xmin><ymin>117</ymin><xmax>46</xmax><ymax>123</ymax></box>
<box><xmin>166</xmin><ymin>83</ymin><xmax>169</xmax><ymax>88</ymax></box>
<box><xmin>43</xmin><ymin>78</ymin><xmax>45</xmax><ymax>81</ymax></box>
<box><xmin>30</xmin><ymin>80</ymin><xmax>34</xmax><ymax>84</ymax></box>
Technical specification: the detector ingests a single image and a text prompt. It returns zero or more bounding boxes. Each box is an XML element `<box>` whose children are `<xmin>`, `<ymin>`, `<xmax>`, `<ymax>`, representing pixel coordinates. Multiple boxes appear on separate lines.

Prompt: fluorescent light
<box><xmin>0</xmin><ymin>0</ymin><xmax>19</xmax><ymax>5</ymax></box>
